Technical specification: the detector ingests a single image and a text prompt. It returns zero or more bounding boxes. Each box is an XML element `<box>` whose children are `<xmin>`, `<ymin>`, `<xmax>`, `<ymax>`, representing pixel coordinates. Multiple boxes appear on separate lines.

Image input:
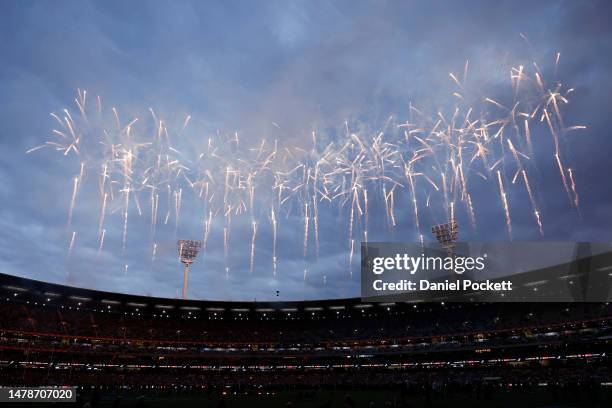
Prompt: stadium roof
<box><xmin>0</xmin><ymin>272</ymin><xmax>370</xmax><ymax>313</ymax></box>
<box><xmin>0</xmin><ymin>245</ymin><xmax>610</xmax><ymax>311</ymax></box>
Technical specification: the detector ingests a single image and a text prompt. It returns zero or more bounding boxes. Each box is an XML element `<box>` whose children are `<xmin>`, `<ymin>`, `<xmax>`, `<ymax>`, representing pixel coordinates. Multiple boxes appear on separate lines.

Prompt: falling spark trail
<box><xmin>312</xmin><ymin>195</ymin><xmax>319</xmax><ymax>259</ymax></box>
<box><xmin>524</xmin><ymin>120</ymin><xmax>533</xmax><ymax>156</ymax></box>
<box><xmin>98</xmin><ymin>193</ymin><xmax>108</xmax><ymax>239</ymax></box>
<box><xmin>554</xmin><ymin>153</ymin><xmax>572</xmax><ymax>203</ymax></box>
<box><xmin>497</xmin><ymin>170</ymin><xmax>512</xmax><ymax>239</ymax></box>
<box><xmin>349</xmin><ymin>239</ymin><xmax>355</xmax><ymax>279</ymax></box>
<box><xmin>522</xmin><ymin>170</ymin><xmax>543</xmax><ymax>235</ymax></box>
<box><xmin>97</xmin><ymin>229</ymin><xmax>106</xmax><ymax>257</ymax></box>
<box><xmin>174</xmin><ymin>188</ymin><xmax>182</xmax><ymax>230</ymax></box>
<box><xmin>272</xmin><ymin>256</ymin><xmax>277</xmax><ymax>279</ymax></box>
<box><xmin>303</xmin><ymin>202</ymin><xmax>309</xmax><ymax>257</ymax></box>
<box><xmin>181</xmin><ymin>115</ymin><xmax>191</xmax><ymax>131</ymax></box>
<box><xmin>67</xmin><ymin>176</ymin><xmax>79</xmax><ymax>228</ymax></box>
<box><xmin>389</xmin><ymin>189</ymin><xmax>397</xmax><ymax>227</ymax></box>
<box><xmin>122</xmin><ymin>185</ymin><xmax>130</xmax><ymax>253</ymax></box>
<box><xmin>348</xmin><ymin>189</ymin><xmax>356</xmax><ymax>248</ymax></box>
<box><xmin>407</xmin><ymin>171</ymin><xmax>420</xmax><ymax>232</ymax></box>
<box><xmin>363</xmin><ymin>188</ymin><xmax>369</xmax><ymax>233</ymax></box>
<box><xmin>68</xmin><ymin>231</ymin><xmax>76</xmax><ymax>255</ymax></box>
<box><xmin>271</xmin><ymin>208</ymin><xmax>277</xmax><ymax>278</ymax></box>
<box><xmin>25</xmin><ymin>145</ymin><xmax>46</xmax><ymax>154</ymax></box>
<box><xmin>250</xmin><ymin>221</ymin><xmax>257</xmax><ymax>274</ymax></box>
<box><xmin>223</xmin><ymin>227</ymin><xmax>229</xmax><ymax>262</ymax></box>
<box><xmin>466</xmin><ymin>193</ymin><xmax>476</xmax><ymax>228</ymax></box>
<box><xmin>203</xmin><ymin>211</ymin><xmax>212</xmax><ymax>253</ymax></box>
<box><xmin>567</xmin><ymin>168</ymin><xmax>580</xmax><ymax>209</ymax></box>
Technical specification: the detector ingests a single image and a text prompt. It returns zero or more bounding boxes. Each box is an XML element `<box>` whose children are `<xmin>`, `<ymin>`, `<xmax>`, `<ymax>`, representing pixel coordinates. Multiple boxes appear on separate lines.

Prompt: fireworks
<box><xmin>28</xmin><ymin>52</ymin><xmax>585</xmax><ymax>283</ymax></box>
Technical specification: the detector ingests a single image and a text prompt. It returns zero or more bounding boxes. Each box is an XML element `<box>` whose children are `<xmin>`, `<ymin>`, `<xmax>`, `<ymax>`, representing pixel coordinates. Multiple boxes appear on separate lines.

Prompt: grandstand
<box><xmin>0</xmin><ymin>272</ymin><xmax>610</xmax><ymax>407</ymax></box>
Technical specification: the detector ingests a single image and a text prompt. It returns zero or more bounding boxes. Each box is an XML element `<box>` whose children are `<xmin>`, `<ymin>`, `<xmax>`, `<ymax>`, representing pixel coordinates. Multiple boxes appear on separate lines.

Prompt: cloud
<box><xmin>1</xmin><ymin>0</ymin><xmax>611</xmax><ymax>300</ymax></box>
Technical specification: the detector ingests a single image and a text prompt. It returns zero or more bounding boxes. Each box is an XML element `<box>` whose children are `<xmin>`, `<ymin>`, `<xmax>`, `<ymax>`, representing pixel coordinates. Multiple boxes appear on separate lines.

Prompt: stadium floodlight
<box><xmin>431</xmin><ymin>220</ymin><xmax>459</xmax><ymax>256</ymax></box>
<box><xmin>177</xmin><ymin>239</ymin><xmax>202</xmax><ymax>300</ymax></box>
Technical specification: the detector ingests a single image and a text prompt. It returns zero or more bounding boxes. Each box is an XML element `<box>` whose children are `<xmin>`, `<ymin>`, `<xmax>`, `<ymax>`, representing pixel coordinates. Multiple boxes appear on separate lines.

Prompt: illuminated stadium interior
<box><xmin>0</xmin><ymin>271</ymin><xmax>610</xmax><ymax>407</ymax></box>
<box><xmin>3</xmin><ymin>1</ymin><xmax>612</xmax><ymax>407</ymax></box>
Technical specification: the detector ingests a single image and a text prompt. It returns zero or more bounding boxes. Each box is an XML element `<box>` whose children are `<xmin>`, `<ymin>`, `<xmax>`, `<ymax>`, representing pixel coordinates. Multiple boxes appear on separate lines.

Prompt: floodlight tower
<box><xmin>177</xmin><ymin>239</ymin><xmax>202</xmax><ymax>300</ymax></box>
<box><xmin>431</xmin><ymin>220</ymin><xmax>459</xmax><ymax>256</ymax></box>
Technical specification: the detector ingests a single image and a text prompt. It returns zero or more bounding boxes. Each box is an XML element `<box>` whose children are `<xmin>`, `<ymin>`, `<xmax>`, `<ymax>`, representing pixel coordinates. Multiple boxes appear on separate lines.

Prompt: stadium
<box><xmin>0</xmin><ymin>271</ymin><xmax>610</xmax><ymax>407</ymax></box>
<box><xmin>3</xmin><ymin>1</ymin><xmax>612</xmax><ymax>407</ymax></box>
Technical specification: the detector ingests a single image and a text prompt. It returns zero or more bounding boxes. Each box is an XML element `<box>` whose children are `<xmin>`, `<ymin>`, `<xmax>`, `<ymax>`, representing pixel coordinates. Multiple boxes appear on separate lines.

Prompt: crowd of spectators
<box><xmin>0</xmin><ymin>299</ymin><xmax>609</xmax><ymax>345</ymax></box>
<box><xmin>0</xmin><ymin>294</ymin><xmax>610</xmax><ymax>406</ymax></box>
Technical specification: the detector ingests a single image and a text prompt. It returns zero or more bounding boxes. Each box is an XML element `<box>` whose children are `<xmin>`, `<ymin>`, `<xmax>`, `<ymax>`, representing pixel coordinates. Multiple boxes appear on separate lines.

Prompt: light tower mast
<box><xmin>177</xmin><ymin>239</ymin><xmax>201</xmax><ymax>300</ymax></box>
<box><xmin>431</xmin><ymin>221</ymin><xmax>459</xmax><ymax>256</ymax></box>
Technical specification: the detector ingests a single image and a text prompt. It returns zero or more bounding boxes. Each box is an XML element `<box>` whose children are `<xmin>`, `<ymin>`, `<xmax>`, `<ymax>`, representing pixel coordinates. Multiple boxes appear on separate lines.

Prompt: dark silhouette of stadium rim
<box><xmin>0</xmin><ymin>243</ymin><xmax>610</xmax><ymax>311</ymax></box>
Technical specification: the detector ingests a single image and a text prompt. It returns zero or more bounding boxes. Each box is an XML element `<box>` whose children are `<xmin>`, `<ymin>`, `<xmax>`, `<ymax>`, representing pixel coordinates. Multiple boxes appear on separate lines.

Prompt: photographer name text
<box><xmin>369</xmin><ymin>253</ymin><xmax>513</xmax><ymax>293</ymax></box>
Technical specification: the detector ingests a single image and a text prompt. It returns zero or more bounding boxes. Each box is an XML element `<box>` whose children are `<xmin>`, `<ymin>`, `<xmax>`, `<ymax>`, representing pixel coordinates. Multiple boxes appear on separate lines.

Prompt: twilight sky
<box><xmin>1</xmin><ymin>0</ymin><xmax>611</xmax><ymax>301</ymax></box>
